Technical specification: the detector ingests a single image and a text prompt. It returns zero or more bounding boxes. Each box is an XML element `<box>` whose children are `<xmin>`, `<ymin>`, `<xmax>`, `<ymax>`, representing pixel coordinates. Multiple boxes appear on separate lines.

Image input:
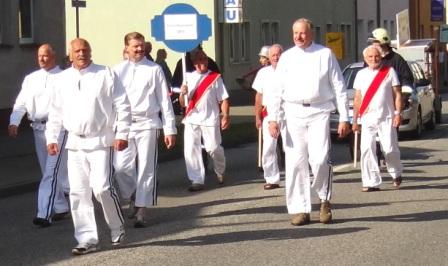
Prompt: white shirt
<box><xmin>45</xmin><ymin>63</ymin><xmax>132</xmax><ymax>150</ymax></box>
<box><xmin>270</xmin><ymin>43</ymin><xmax>349</xmax><ymax>122</ymax></box>
<box><xmin>252</xmin><ymin>65</ymin><xmax>284</xmax><ymax>121</ymax></box>
<box><xmin>354</xmin><ymin>66</ymin><xmax>400</xmax><ymax>120</ymax></box>
<box><xmin>113</xmin><ymin>58</ymin><xmax>177</xmax><ymax>135</ymax></box>
<box><xmin>10</xmin><ymin>66</ymin><xmax>62</xmax><ymax>130</ymax></box>
<box><xmin>183</xmin><ymin>70</ymin><xmax>229</xmax><ymax>126</ymax></box>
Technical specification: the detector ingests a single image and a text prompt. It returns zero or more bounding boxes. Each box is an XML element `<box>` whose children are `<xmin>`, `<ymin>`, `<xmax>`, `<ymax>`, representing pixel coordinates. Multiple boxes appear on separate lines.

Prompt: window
<box><xmin>229</xmin><ymin>21</ymin><xmax>250</xmax><ymax>63</ymax></box>
<box><xmin>314</xmin><ymin>26</ymin><xmax>321</xmax><ymax>44</ymax></box>
<box><xmin>340</xmin><ymin>23</ymin><xmax>352</xmax><ymax>59</ymax></box>
<box><xmin>326</xmin><ymin>23</ymin><xmax>332</xmax><ymax>33</ymax></box>
<box><xmin>383</xmin><ymin>20</ymin><xmax>388</xmax><ymax>31</ymax></box>
<box><xmin>390</xmin><ymin>21</ymin><xmax>395</xmax><ymax>39</ymax></box>
<box><xmin>260</xmin><ymin>20</ymin><xmax>279</xmax><ymax>45</ymax></box>
<box><xmin>18</xmin><ymin>0</ymin><xmax>34</xmax><ymax>44</ymax></box>
<box><xmin>367</xmin><ymin>20</ymin><xmax>374</xmax><ymax>34</ymax></box>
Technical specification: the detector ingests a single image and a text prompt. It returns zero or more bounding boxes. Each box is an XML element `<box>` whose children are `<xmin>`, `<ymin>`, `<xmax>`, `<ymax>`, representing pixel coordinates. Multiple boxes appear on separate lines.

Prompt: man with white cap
<box><xmin>252</xmin><ymin>44</ymin><xmax>285</xmax><ymax>190</ymax></box>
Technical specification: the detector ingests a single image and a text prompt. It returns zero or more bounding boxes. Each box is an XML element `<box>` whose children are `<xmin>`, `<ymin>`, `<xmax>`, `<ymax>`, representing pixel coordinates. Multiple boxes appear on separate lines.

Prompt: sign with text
<box><xmin>151</xmin><ymin>3</ymin><xmax>212</xmax><ymax>52</ymax></box>
<box><xmin>431</xmin><ymin>0</ymin><xmax>444</xmax><ymax>22</ymax></box>
<box><xmin>224</xmin><ymin>0</ymin><xmax>243</xmax><ymax>23</ymax></box>
<box><xmin>396</xmin><ymin>9</ymin><xmax>410</xmax><ymax>47</ymax></box>
<box><xmin>325</xmin><ymin>32</ymin><xmax>344</xmax><ymax>59</ymax></box>
<box><xmin>164</xmin><ymin>14</ymin><xmax>197</xmax><ymax>40</ymax></box>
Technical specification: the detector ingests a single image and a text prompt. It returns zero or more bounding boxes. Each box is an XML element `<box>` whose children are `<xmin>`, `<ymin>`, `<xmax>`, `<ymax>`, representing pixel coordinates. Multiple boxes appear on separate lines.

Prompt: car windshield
<box><xmin>343</xmin><ymin>66</ymin><xmax>362</xmax><ymax>91</ymax></box>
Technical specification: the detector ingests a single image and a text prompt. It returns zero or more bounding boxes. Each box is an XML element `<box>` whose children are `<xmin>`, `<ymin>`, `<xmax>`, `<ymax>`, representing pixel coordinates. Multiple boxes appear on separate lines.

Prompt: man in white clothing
<box><xmin>252</xmin><ymin>44</ymin><xmax>284</xmax><ymax>190</ymax></box>
<box><xmin>9</xmin><ymin>44</ymin><xmax>69</xmax><ymax>227</ymax></box>
<box><xmin>46</xmin><ymin>38</ymin><xmax>132</xmax><ymax>255</ymax></box>
<box><xmin>352</xmin><ymin>45</ymin><xmax>403</xmax><ymax>192</ymax></box>
<box><xmin>179</xmin><ymin>48</ymin><xmax>230</xmax><ymax>192</ymax></box>
<box><xmin>113</xmin><ymin>32</ymin><xmax>177</xmax><ymax>228</ymax></box>
<box><xmin>268</xmin><ymin>18</ymin><xmax>350</xmax><ymax>226</ymax></box>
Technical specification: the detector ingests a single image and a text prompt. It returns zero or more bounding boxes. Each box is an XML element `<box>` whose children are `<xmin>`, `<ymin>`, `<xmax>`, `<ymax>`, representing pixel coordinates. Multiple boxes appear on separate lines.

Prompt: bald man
<box><xmin>46</xmin><ymin>38</ymin><xmax>132</xmax><ymax>255</ymax></box>
<box><xmin>9</xmin><ymin>44</ymin><xmax>70</xmax><ymax>228</ymax></box>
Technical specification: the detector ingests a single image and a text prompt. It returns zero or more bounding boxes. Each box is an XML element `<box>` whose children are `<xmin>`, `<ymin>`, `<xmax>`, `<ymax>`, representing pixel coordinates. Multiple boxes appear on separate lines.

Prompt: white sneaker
<box><xmin>71</xmin><ymin>242</ymin><xmax>97</xmax><ymax>255</ymax></box>
<box><xmin>111</xmin><ymin>226</ymin><xmax>125</xmax><ymax>246</ymax></box>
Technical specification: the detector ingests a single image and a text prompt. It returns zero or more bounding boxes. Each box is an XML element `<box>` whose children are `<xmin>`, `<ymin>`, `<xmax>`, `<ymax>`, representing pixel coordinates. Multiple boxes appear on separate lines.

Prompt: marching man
<box><xmin>179</xmin><ymin>48</ymin><xmax>230</xmax><ymax>192</ymax></box>
<box><xmin>252</xmin><ymin>44</ymin><xmax>285</xmax><ymax>190</ymax></box>
<box><xmin>352</xmin><ymin>45</ymin><xmax>403</xmax><ymax>192</ymax></box>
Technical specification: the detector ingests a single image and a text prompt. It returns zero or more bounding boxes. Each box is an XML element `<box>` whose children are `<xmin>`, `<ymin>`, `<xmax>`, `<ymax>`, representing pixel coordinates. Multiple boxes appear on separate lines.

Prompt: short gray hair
<box><xmin>362</xmin><ymin>45</ymin><xmax>382</xmax><ymax>57</ymax></box>
<box><xmin>293</xmin><ymin>18</ymin><xmax>314</xmax><ymax>31</ymax></box>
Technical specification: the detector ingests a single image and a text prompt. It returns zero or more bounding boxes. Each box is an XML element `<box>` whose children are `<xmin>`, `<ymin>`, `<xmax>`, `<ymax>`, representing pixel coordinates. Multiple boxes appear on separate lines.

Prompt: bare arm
<box><xmin>254</xmin><ymin>92</ymin><xmax>263</xmax><ymax>129</ymax></box>
<box><xmin>179</xmin><ymin>85</ymin><xmax>188</xmax><ymax>108</ymax></box>
<box><xmin>352</xmin><ymin>89</ymin><xmax>362</xmax><ymax>132</ymax></box>
<box><xmin>392</xmin><ymin>85</ymin><xmax>402</xmax><ymax>128</ymax></box>
<box><xmin>220</xmin><ymin>99</ymin><xmax>230</xmax><ymax>130</ymax></box>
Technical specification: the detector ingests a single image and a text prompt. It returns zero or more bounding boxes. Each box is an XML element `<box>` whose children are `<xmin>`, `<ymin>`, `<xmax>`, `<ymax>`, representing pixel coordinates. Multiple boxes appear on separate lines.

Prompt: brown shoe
<box><xmin>393</xmin><ymin>176</ymin><xmax>402</xmax><ymax>188</ymax></box>
<box><xmin>263</xmin><ymin>183</ymin><xmax>280</xmax><ymax>190</ymax></box>
<box><xmin>361</xmin><ymin>187</ymin><xmax>380</xmax><ymax>192</ymax></box>
<box><xmin>320</xmin><ymin>201</ymin><xmax>332</xmax><ymax>224</ymax></box>
<box><xmin>291</xmin><ymin>213</ymin><xmax>310</xmax><ymax>226</ymax></box>
<box><xmin>217</xmin><ymin>175</ymin><xmax>224</xmax><ymax>185</ymax></box>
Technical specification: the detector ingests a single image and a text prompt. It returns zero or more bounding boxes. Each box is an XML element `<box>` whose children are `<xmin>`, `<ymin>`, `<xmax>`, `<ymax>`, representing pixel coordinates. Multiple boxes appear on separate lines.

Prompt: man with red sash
<box><xmin>179</xmin><ymin>49</ymin><xmax>230</xmax><ymax>192</ymax></box>
<box><xmin>252</xmin><ymin>44</ymin><xmax>285</xmax><ymax>190</ymax></box>
<box><xmin>352</xmin><ymin>45</ymin><xmax>403</xmax><ymax>192</ymax></box>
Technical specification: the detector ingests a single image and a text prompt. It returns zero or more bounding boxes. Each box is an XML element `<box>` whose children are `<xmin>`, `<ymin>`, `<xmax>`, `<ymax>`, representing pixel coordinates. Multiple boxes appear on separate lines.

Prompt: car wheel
<box><xmin>411</xmin><ymin>109</ymin><xmax>423</xmax><ymax>139</ymax></box>
<box><xmin>425</xmin><ymin>111</ymin><xmax>436</xmax><ymax>130</ymax></box>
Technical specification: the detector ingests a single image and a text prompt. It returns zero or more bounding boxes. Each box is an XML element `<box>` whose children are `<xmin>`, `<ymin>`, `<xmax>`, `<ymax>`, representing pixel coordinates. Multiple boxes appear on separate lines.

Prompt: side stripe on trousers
<box><xmin>44</xmin><ymin>130</ymin><xmax>68</xmax><ymax>220</ymax></box>
<box><xmin>152</xmin><ymin>130</ymin><xmax>160</xmax><ymax>206</ymax></box>
<box><xmin>108</xmin><ymin>148</ymin><xmax>125</xmax><ymax>225</ymax></box>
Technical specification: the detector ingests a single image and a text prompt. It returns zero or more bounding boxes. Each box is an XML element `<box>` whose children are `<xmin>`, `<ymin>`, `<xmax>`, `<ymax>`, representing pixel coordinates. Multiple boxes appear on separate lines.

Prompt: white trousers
<box><xmin>184</xmin><ymin>124</ymin><xmax>225</xmax><ymax>184</ymax></box>
<box><xmin>114</xmin><ymin>129</ymin><xmax>159</xmax><ymax>207</ymax></box>
<box><xmin>262</xmin><ymin>119</ymin><xmax>285</xmax><ymax>184</ymax></box>
<box><xmin>68</xmin><ymin>148</ymin><xmax>124</xmax><ymax>245</ymax></box>
<box><xmin>360</xmin><ymin>115</ymin><xmax>402</xmax><ymax>187</ymax></box>
<box><xmin>283</xmin><ymin>112</ymin><xmax>333</xmax><ymax>214</ymax></box>
<box><xmin>34</xmin><ymin>129</ymin><xmax>69</xmax><ymax>220</ymax></box>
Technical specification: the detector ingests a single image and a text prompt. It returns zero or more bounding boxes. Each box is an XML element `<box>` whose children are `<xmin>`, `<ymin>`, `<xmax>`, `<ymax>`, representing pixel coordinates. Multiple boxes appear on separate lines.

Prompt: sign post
<box><xmin>72</xmin><ymin>0</ymin><xmax>86</xmax><ymax>38</ymax></box>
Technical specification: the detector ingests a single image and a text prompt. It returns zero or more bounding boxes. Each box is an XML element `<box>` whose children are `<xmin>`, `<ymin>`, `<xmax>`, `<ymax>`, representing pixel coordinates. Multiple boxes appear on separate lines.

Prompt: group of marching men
<box><xmin>8</xmin><ymin>17</ymin><xmax>409</xmax><ymax>255</ymax></box>
<box><xmin>9</xmin><ymin>31</ymin><xmax>229</xmax><ymax>255</ymax></box>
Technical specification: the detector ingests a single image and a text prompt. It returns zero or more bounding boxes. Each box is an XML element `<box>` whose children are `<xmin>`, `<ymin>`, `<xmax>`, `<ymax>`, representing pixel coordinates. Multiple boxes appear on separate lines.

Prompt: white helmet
<box><xmin>258</xmin><ymin>45</ymin><xmax>270</xmax><ymax>57</ymax></box>
<box><xmin>368</xmin><ymin>28</ymin><xmax>391</xmax><ymax>44</ymax></box>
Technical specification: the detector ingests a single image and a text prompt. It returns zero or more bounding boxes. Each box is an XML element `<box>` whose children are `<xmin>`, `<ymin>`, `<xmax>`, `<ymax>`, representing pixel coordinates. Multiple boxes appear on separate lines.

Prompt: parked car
<box><xmin>330</xmin><ymin>61</ymin><xmax>436</xmax><ymax>139</ymax></box>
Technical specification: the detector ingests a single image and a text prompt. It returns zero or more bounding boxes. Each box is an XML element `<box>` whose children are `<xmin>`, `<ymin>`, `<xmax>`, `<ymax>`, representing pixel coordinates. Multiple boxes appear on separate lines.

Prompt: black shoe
<box><xmin>188</xmin><ymin>183</ymin><xmax>204</xmax><ymax>192</ymax></box>
<box><xmin>33</xmin><ymin>217</ymin><xmax>51</xmax><ymax>227</ymax></box>
<box><xmin>52</xmin><ymin>211</ymin><xmax>69</xmax><ymax>221</ymax></box>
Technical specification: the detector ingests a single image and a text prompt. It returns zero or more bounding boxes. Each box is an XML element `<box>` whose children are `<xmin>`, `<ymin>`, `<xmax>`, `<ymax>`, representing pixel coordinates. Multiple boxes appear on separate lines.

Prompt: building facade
<box><xmin>0</xmin><ymin>0</ymin><xmax>65</xmax><ymax>116</ymax></box>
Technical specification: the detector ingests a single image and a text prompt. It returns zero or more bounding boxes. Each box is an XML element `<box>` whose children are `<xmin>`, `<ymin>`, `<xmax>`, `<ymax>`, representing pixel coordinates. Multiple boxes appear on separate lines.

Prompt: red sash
<box><xmin>184</xmin><ymin>72</ymin><xmax>221</xmax><ymax>117</ymax></box>
<box><xmin>359</xmin><ymin>66</ymin><xmax>390</xmax><ymax>117</ymax></box>
<box><xmin>261</xmin><ymin>106</ymin><xmax>268</xmax><ymax>120</ymax></box>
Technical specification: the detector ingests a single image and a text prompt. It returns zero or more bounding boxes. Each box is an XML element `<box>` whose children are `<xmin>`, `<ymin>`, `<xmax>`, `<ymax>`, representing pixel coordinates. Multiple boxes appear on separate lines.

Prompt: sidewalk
<box><xmin>0</xmin><ymin>104</ymin><xmax>255</xmax><ymax>198</ymax></box>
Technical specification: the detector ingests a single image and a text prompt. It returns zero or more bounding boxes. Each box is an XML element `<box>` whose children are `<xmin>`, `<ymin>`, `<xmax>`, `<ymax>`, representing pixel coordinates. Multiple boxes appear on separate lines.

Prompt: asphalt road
<box><xmin>1</xmin><ymin>114</ymin><xmax>447</xmax><ymax>265</ymax></box>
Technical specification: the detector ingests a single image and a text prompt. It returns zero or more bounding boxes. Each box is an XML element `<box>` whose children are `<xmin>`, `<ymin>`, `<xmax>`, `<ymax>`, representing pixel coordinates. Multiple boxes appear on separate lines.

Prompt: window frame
<box><xmin>18</xmin><ymin>0</ymin><xmax>35</xmax><ymax>44</ymax></box>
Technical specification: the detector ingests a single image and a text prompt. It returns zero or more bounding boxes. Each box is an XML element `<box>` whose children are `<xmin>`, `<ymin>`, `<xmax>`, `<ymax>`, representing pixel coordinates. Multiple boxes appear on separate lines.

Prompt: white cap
<box><xmin>258</xmin><ymin>45</ymin><xmax>270</xmax><ymax>57</ymax></box>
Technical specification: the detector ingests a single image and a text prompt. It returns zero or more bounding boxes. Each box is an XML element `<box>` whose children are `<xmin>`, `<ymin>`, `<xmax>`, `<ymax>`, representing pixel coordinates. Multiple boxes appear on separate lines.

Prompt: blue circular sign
<box><xmin>151</xmin><ymin>3</ymin><xmax>212</xmax><ymax>53</ymax></box>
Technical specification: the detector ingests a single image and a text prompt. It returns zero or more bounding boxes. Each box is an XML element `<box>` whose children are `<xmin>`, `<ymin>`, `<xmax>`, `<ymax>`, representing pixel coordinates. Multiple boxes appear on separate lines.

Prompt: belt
<box><xmin>76</xmin><ymin>134</ymin><xmax>86</xmax><ymax>138</ymax></box>
<box><xmin>302</xmin><ymin>103</ymin><xmax>311</xmax><ymax>107</ymax></box>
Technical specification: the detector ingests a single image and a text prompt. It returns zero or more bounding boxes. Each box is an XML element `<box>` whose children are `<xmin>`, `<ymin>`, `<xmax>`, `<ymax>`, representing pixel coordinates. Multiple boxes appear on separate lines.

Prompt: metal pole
<box><xmin>76</xmin><ymin>5</ymin><xmax>80</xmax><ymax>38</ymax></box>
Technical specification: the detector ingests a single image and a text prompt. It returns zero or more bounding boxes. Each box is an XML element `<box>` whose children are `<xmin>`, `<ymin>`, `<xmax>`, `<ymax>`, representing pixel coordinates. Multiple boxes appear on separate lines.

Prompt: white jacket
<box><xmin>10</xmin><ymin>66</ymin><xmax>62</xmax><ymax>130</ymax></box>
<box><xmin>113</xmin><ymin>58</ymin><xmax>177</xmax><ymax>135</ymax></box>
<box><xmin>45</xmin><ymin>63</ymin><xmax>131</xmax><ymax>150</ymax></box>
